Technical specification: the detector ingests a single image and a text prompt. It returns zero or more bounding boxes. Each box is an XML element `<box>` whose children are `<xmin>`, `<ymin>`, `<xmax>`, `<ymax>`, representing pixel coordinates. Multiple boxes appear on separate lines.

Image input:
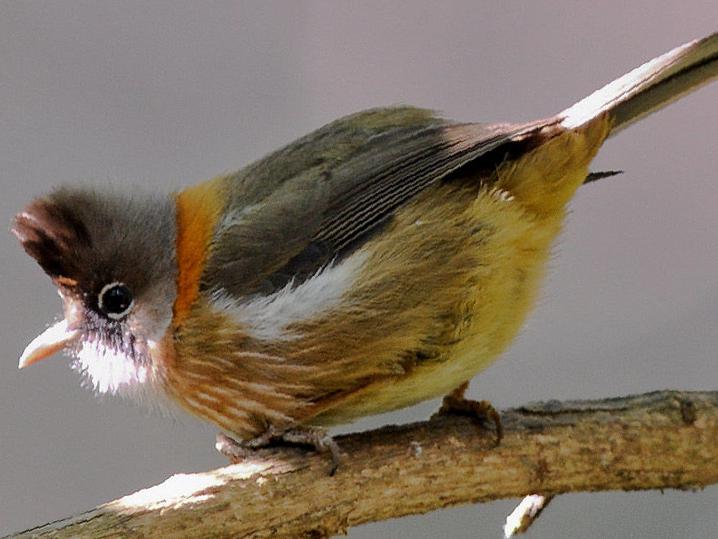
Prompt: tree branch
<box><xmin>7</xmin><ymin>390</ymin><xmax>718</xmax><ymax>539</ymax></box>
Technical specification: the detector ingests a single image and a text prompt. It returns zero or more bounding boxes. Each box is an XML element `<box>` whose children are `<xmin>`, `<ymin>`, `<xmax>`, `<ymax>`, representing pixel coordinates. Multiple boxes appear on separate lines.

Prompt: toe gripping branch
<box><xmin>433</xmin><ymin>382</ymin><xmax>503</xmax><ymax>444</ymax></box>
<box><xmin>217</xmin><ymin>425</ymin><xmax>343</xmax><ymax>475</ymax></box>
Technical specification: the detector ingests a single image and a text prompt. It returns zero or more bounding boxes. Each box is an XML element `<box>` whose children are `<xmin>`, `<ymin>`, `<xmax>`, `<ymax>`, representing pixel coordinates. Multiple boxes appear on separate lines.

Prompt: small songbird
<box><xmin>13</xmin><ymin>35</ymin><xmax>718</xmax><ymax>466</ymax></box>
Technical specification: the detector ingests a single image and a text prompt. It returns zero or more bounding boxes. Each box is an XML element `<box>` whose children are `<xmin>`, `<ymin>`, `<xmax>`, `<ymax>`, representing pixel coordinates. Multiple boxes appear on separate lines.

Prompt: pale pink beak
<box><xmin>19</xmin><ymin>319</ymin><xmax>80</xmax><ymax>369</ymax></box>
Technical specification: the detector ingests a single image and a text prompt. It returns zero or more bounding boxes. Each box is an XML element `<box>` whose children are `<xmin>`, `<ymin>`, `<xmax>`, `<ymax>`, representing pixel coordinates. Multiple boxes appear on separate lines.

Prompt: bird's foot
<box><xmin>432</xmin><ymin>381</ymin><xmax>503</xmax><ymax>444</ymax></box>
<box><xmin>216</xmin><ymin>425</ymin><xmax>343</xmax><ymax>475</ymax></box>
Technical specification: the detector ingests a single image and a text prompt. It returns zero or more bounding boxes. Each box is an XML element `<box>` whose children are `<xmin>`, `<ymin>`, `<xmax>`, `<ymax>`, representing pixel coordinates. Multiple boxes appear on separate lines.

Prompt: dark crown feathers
<box><xmin>12</xmin><ymin>198</ymin><xmax>92</xmax><ymax>286</ymax></box>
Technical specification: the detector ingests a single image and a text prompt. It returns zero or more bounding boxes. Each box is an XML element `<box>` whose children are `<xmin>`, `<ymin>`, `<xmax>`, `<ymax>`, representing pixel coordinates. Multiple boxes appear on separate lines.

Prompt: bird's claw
<box><xmin>432</xmin><ymin>381</ymin><xmax>503</xmax><ymax>444</ymax></box>
<box><xmin>215</xmin><ymin>426</ymin><xmax>343</xmax><ymax>475</ymax></box>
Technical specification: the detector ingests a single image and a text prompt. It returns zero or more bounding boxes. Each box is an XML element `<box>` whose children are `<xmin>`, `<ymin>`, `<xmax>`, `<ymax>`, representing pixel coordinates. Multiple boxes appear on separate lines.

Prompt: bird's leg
<box><xmin>432</xmin><ymin>381</ymin><xmax>503</xmax><ymax>444</ymax></box>
<box><xmin>215</xmin><ymin>425</ymin><xmax>343</xmax><ymax>475</ymax></box>
<box><xmin>215</xmin><ymin>432</ymin><xmax>253</xmax><ymax>462</ymax></box>
<box><xmin>276</xmin><ymin>427</ymin><xmax>343</xmax><ymax>476</ymax></box>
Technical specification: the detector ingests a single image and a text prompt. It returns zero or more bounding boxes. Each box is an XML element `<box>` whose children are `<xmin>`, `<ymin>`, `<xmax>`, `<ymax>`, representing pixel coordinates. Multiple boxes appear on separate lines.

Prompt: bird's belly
<box><xmin>311</xmin><ymin>186</ymin><xmax>565</xmax><ymax>425</ymax></box>
<box><xmin>311</xmin><ymin>122</ymin><xmax>609</xmax><ymax>426</ymax></box>
<box><xmin>310</xmin><ymin>340</ymin><xmax>506</xmax><ymax>426</ymax></box>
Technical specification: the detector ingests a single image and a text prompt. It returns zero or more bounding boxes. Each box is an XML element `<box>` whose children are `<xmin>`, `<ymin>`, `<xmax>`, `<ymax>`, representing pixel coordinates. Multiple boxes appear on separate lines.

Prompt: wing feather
<box><xmin>203</xmin><ymin>107</ymin><xmax>547</xmax><ymax>298</ymax></box>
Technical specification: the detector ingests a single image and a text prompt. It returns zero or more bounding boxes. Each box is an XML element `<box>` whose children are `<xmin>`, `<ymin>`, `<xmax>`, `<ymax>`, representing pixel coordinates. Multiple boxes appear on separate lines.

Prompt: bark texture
<box><xmin>7</xmin><ymin>390</ymin><xmax>718</xmax><ymax>539</ymax></box>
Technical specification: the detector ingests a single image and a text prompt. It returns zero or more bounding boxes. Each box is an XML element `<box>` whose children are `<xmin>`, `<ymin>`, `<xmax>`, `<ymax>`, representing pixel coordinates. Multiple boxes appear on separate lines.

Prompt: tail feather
<box><xmin>560</xmin><ymin>33</ymin><xmax>718</xmax><ymax>136</ymax></box>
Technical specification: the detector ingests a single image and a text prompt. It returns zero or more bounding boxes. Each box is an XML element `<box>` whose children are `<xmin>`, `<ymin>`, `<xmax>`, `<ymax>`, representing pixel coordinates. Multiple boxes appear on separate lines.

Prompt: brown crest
<box><xmin>12</xmin><ymin>197</ymin><xmax>92</xmax><ymax>287</ymax></box>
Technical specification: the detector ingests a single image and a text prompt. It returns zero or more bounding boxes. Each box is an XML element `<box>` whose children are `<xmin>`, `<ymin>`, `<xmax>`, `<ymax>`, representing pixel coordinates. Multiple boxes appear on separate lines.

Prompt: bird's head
<box><xmin>12</xmin><ymin>188</ymin><xmax>178</xmax><ymax>396</ymax></box>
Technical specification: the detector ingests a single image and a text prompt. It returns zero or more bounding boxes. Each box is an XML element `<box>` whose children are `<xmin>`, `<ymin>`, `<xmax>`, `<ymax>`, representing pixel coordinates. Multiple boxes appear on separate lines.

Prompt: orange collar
<box><xmin>173</xmin><ymin>177</ymin><xmax>226</xmax><ymax>326</ymax></box>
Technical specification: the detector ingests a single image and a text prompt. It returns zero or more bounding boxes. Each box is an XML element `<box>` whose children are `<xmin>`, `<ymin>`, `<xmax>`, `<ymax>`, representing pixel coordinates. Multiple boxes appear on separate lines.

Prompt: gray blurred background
<box><xmin>1</xmin><ymin>2</ymin><xmax>717</xmax><ymax>537</ymax></box>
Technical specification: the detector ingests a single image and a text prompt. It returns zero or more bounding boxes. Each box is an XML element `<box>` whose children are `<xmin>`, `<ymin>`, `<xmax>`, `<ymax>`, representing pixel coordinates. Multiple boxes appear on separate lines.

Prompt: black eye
<box><xmin>98</xmin><ymin>282</ymin><xmax>134</xmax><ymax>320</ymax></box>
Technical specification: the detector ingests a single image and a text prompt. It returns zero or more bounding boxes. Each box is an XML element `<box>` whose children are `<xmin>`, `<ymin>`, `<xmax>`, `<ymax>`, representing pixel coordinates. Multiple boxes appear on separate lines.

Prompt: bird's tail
<box><xmin>560</xmin><ymin>33</ymin><xmax>718</xmax><ymax>136</ymax></box>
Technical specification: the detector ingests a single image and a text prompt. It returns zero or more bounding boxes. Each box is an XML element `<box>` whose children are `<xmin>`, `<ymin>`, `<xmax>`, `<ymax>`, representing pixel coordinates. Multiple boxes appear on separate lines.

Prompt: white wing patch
<box><xmin>213</xmin><ymin>251</ymin><xmax>368</xmax><ymax>341</ymax></box>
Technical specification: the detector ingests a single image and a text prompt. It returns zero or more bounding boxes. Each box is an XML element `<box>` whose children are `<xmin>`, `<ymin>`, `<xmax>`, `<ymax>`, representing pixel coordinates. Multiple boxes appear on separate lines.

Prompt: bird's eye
<box><xmin>98</xmin><ymin>282</ymin><xmax>134</xmax><ymax>320</ymax></box>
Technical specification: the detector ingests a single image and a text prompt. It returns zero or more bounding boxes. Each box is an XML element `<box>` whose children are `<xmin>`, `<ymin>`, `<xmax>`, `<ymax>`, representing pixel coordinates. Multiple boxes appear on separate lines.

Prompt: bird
<box><xmin>13</xmin><ymin>34</ymin><xmax>718</xmax><ymax>470</ymax></box>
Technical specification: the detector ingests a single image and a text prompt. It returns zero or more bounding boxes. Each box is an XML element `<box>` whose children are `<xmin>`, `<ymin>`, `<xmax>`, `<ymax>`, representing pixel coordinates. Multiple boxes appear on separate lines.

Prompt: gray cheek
<box><xmin>129</xmin><ymin>283</ymin><xmax>176</xmax><ymax>343</ymax></box>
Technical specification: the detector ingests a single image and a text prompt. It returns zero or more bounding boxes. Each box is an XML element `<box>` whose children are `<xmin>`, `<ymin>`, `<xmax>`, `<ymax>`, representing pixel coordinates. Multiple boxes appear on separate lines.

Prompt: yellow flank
<box><xmin>173</xmin><ymin>176</ymin><xmax>227</xmax><ymax>326</ymax></box>
<box><xmin>311</xmin><ymin>118</ymin><xmax>611</xmax><ymax>424</ymax></box>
